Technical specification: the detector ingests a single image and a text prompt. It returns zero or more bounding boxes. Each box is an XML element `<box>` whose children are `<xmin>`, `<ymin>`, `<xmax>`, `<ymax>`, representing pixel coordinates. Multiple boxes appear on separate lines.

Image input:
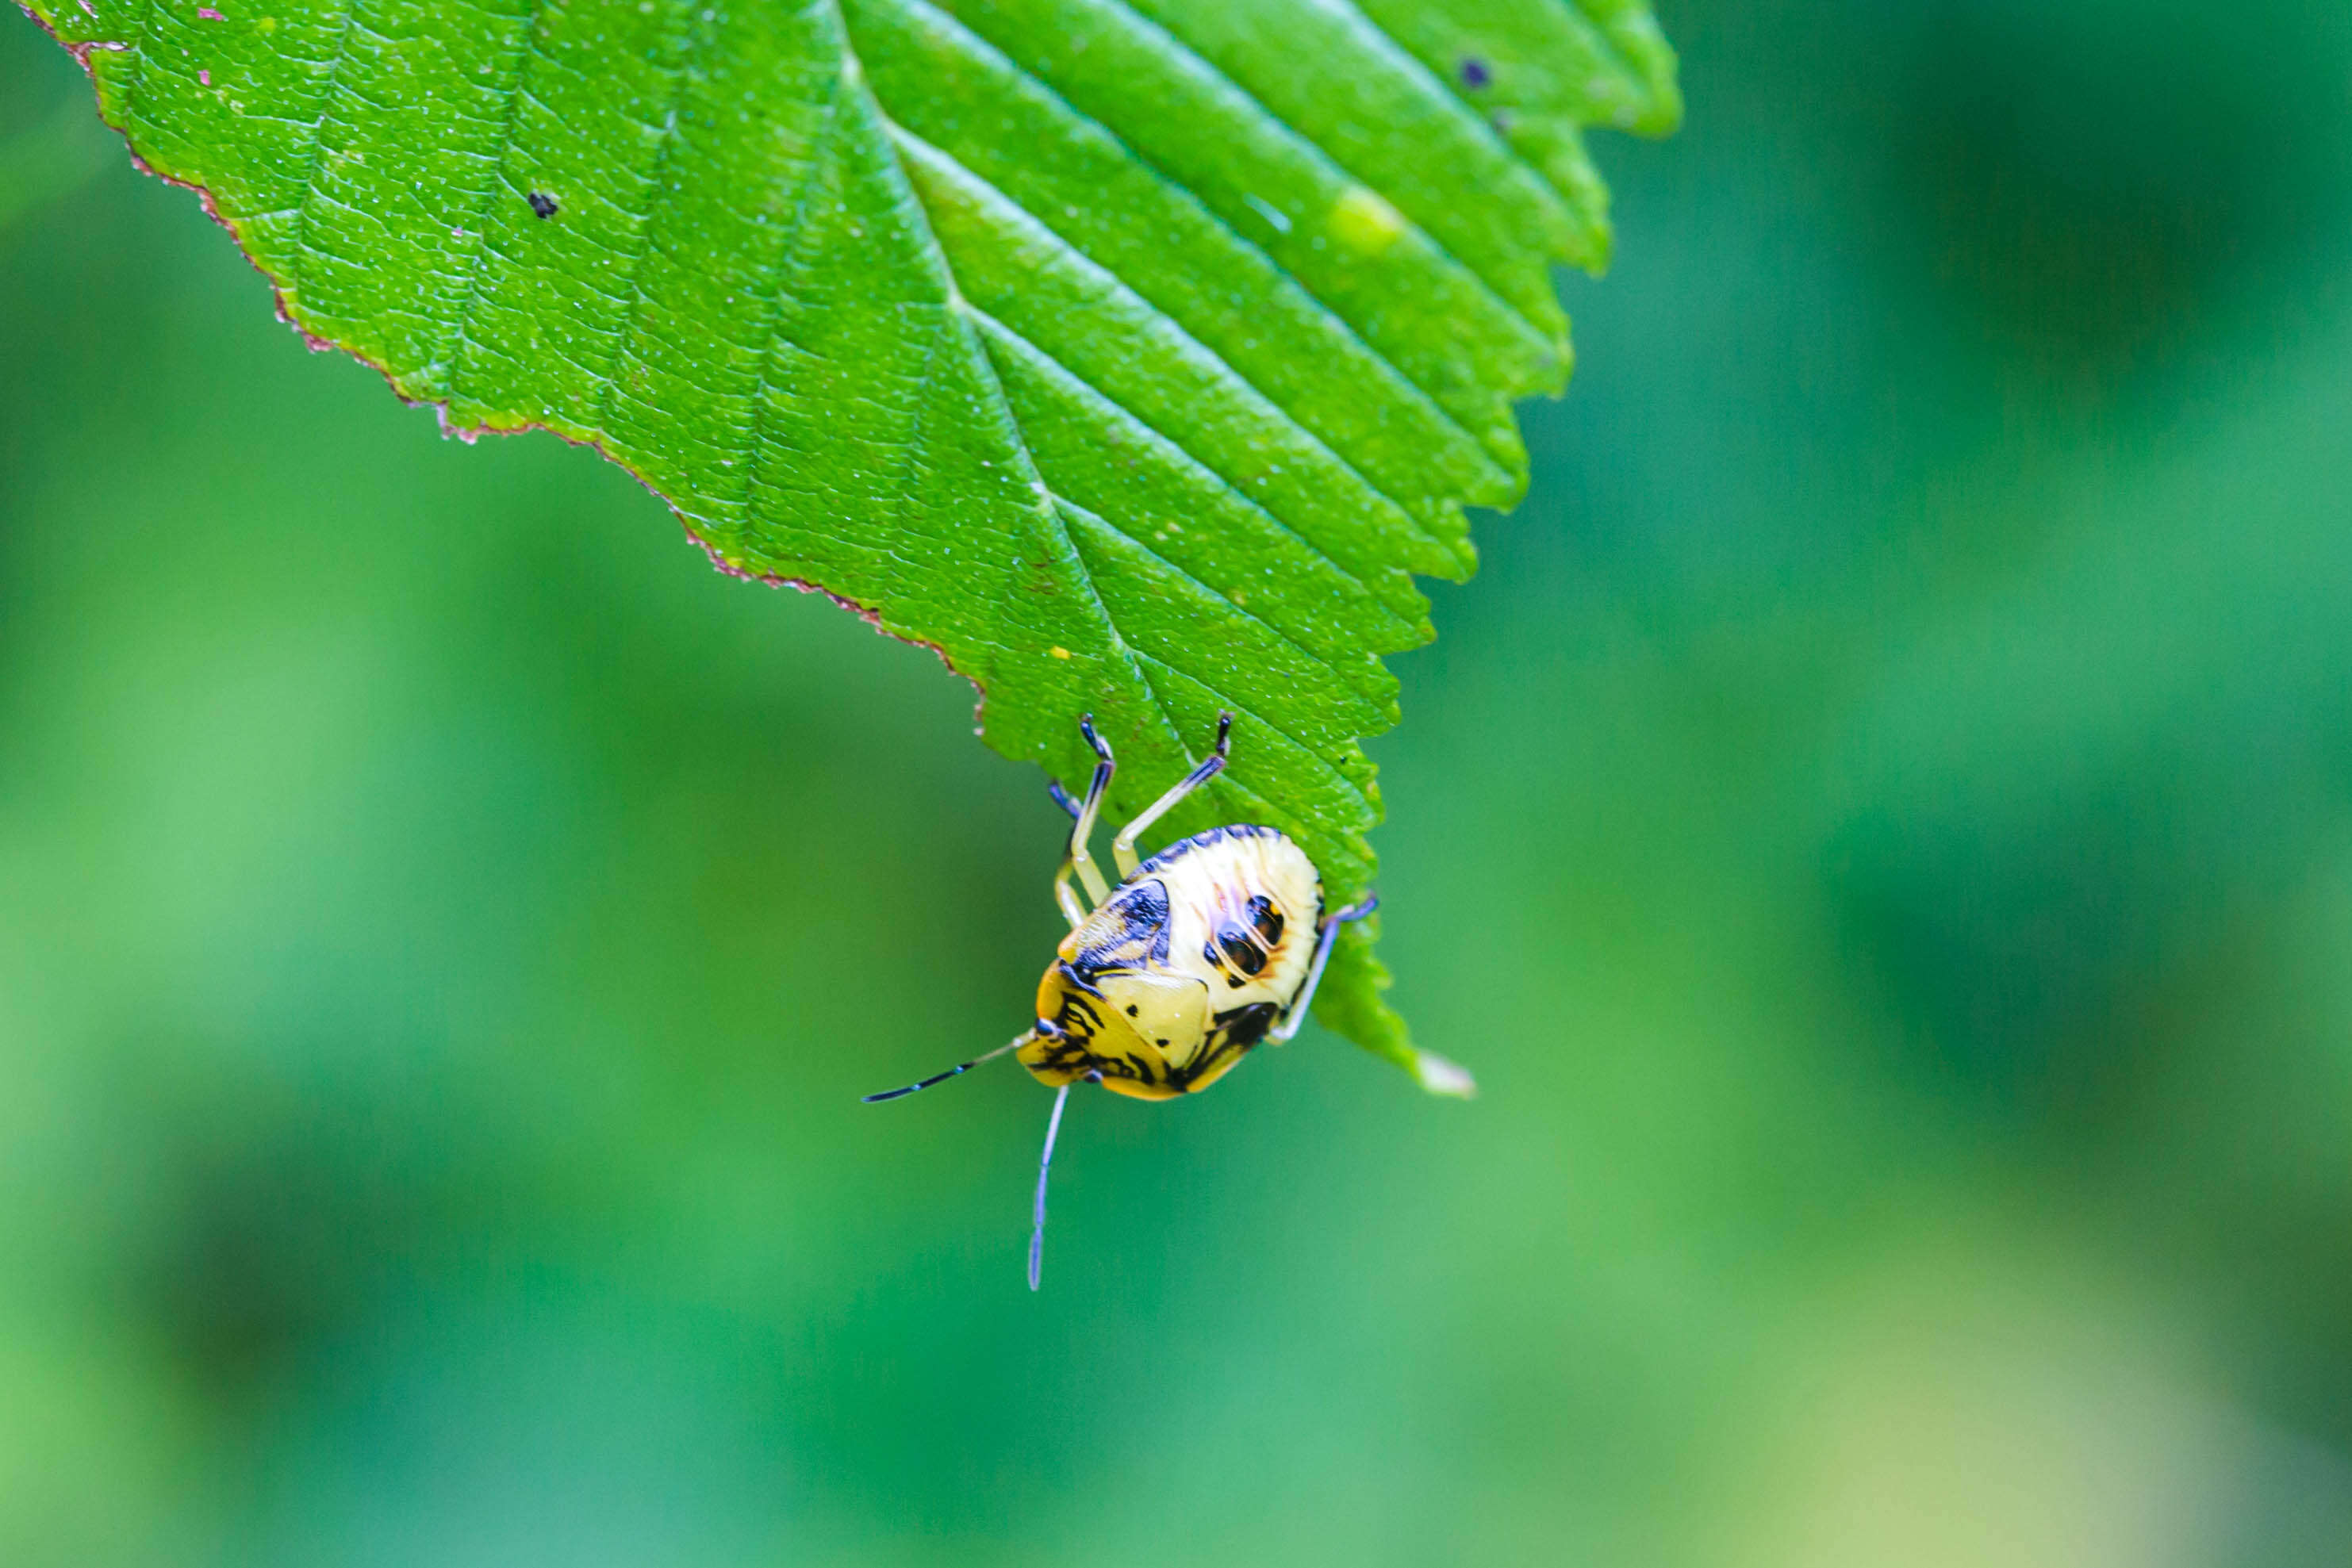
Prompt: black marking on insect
<box><xmin>1214</xmin><ymin>1002</ymin><xmax>1281</xmax><ymax>1055</ymax></box>
<box><xmin>860</xmin><ymin>711</ymin><xmax>1379</xmax><ymax>1290</ymax></box>
<box><xmin>526</xmin><ymin>191</ymin><xmax>559</xmax><ymax>218</ymax></box>
<box><xmin>1072</xmin><ymin>879</ymin><xmax>1174</xmax><ymax>972</ymax></box>
<box><xmin>1214</xmin><ymin>923</ymin><xmax>1269</xmax><ymax>976</ymax></box>
<box><xmin>1247</xmin><ymin>893</ymin><xmax>1285</xmax><ymax>947</ymax></box>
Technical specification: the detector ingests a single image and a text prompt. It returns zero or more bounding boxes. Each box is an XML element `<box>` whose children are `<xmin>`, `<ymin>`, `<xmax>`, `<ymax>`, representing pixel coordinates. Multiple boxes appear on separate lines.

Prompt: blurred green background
<box><xmin>7</xmin><ymin>2</ymin><xmax>2352</xmax><ymax>1562</ymax></box>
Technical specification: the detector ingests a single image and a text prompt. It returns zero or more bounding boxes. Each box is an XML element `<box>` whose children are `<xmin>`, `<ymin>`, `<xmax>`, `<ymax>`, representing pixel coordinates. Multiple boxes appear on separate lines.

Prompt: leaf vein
<box><xmin>1049</xmin><ymin>490</ymin><xmax>1379</xmax><ymax>745</ymax></box>
<box><xmin>851</xmin><ymin>7</ymin><xmax>1378</xmax><ymax>817</ymax></box>
<box><xmin>887</xmin><ymin>121</ymin><xmax>1453</xmax><ymax>582</ymax></box>
<box><xmin>1130</xmin><ymin>652</ymin><xmax>1371</xmax><ymax>819</ymax></box>
<box><xmin>835</xmin><ymin>12</ymin><xmax>1204</xmax><ymax>760</ymax></box>
<box><xmin>114</xmin><ymin>0</ymin><xmax>161</xmax><ymax>132</ymax></box>
<box><xmin>592</xmin><ymin>10</ymin><xmax>704</xmax><ymax>436</ymax></box>
<box><xmin>1329</xmin><ymin>0</ymin><xmax>1580</xmax><ymax>234</ymax></box>
<box><xmin>1092</xmin><ymin>0</ymin><xmax>1557</xmax><ymax>351</ymax></box>
<box><xmin>960</xmin><ymin>305</ymin><xmax>1404</xmax><ymax>638</ymax></box>
<box><xmin>735</xmin><ymin>62</ymin><xmax>847</xmax><ymax>535</ymax></box>
<box><xmin>435</xmin><ymin>0</ymin><xmax>554</xmax><ymax>404</ymax></box>
<box><xmin>888</xmin><ymin>0</ymin><xmax>1506</xmax><ymax>485</ymax></box>
<box><xmin>282</xmin><ymin>0</ymin><xmax>362</xmax><ymax>304</ymax></box>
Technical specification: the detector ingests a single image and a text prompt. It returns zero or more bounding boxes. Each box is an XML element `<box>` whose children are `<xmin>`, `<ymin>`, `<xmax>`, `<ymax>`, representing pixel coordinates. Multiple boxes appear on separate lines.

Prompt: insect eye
<box><xmin>1245</xmin><ymin>894</ymin><xmax>1284</xmax><ymax>945</ymax></box>
<box><xmin>1214</xmin><ymin>925</ymin><xmax>1268</xmax><ymax>976</ymax></box>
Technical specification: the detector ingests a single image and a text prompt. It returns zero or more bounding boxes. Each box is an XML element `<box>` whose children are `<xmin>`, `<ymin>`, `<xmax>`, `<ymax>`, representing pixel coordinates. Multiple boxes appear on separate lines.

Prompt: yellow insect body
<box><xmin>1022</xmin><ymin>825</ymin><xmax>1324</xmax><ymax>1099</ymax></box>
<box><xmin>862</xmin><ymin>712</ymin><xmax>1377</xmax><ymax>1287</ymax></box>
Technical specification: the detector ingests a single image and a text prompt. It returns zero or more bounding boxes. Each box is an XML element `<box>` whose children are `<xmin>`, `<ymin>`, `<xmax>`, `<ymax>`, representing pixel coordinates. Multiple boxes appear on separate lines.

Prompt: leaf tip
<box><xmin>1410</xmin><ymin>1049</ymin><xmax>1478</xmax><ymax>1099</ymax></box>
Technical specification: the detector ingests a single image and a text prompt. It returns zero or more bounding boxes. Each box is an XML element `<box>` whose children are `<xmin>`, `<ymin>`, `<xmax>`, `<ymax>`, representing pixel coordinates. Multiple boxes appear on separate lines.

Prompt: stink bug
<box><xmin>862</xmin><ymin>711</ymin><xmax>1376</xmax><ymax>1289</ymax></box>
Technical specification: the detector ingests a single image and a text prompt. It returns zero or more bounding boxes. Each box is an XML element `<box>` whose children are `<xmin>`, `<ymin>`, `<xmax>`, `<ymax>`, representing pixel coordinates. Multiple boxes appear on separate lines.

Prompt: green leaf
<box><xmin>24</xmin><ymin>0</ymin><xmax>1677</xmax><ymax>1092</ymax></box>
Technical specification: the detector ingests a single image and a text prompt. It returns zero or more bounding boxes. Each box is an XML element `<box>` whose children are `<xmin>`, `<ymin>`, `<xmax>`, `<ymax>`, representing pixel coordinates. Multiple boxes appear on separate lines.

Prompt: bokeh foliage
<box><xmin>6</xmin><ymin>1</ymin><xmax>2352</xmax><ymax>1564</ymax></box>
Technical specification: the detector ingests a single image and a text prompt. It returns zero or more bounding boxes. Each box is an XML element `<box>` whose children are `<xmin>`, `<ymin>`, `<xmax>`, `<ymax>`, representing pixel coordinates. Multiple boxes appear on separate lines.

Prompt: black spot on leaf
<box><xmin>525</xmin><ymin>191</ymin><xmax>559</xmax><ymax>218</ymax></box>
<box><xmin>1460</xmin><ymin>56</ymin><xmax>1491</xmax><ymax>90</ymax></box>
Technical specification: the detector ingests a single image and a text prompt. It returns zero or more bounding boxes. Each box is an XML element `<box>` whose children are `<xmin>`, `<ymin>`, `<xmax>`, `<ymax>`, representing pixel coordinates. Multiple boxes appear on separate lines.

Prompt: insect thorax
<box><xmin>1019</xmin><ymin>826</ymin><xmax>1323</xmax><ymax>1100</ymax></box>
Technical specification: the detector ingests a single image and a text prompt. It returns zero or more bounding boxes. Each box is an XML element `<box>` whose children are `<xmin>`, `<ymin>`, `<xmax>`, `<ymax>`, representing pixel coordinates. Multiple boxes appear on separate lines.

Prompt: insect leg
<box><xmin>1268</xmin><ymin>895</ymin><xmax>1379</xmax><ymax>1043</ymax></box>
<box><xmin>860</xmin><ymin>1030</ymin><xmax>1034</xmax><ymax>1103</ymax></box>
<box><xmin>1053</xmin><ymin>715</ymin><xmax>1117</xmax><ymax>925</ymax></box>
<box><xmin>1046</xmin><ymin>782</ymin><xmax>1089</xmax><ymax>925</ymax></box>
<box><xmin>1111</xmin><ymin>711</ymin><xmax>1233</xmax><ymax>877</ymax></box>
<box><xmin>1028</xmin><ymin>1070</ymin><xmax>1099</xmax><ymax>1291</ymax></box>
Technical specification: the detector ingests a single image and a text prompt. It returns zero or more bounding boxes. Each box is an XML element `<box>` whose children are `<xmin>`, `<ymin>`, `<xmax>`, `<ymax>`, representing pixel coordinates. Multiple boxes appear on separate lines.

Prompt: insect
<box><xmin>862</xmin><ymin>711</ymin><xmax>1376</xmax><ymax>1290</ymax></box>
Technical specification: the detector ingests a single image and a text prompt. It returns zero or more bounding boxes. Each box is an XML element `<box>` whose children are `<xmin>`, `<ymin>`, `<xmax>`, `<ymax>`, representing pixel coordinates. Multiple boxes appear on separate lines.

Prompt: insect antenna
<box><xmin>860</xmin><ymin>1032</ymin><xmax>1033</xmax><ymax>1103</ymax></box>
<box><xmin>1028</xmin><ymin>1069</ymin><xmax>1099</xmax><ymax>1290</ymax></box>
